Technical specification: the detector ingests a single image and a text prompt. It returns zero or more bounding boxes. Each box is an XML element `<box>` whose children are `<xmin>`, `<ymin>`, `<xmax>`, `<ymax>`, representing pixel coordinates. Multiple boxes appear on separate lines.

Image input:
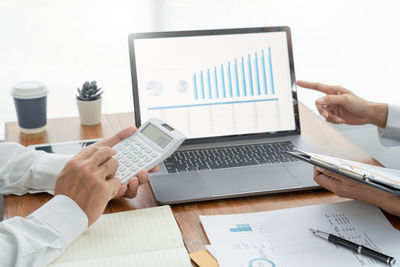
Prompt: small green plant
<box><xmin>76</xmin><ymin>81</ymin><xmax>103</xmax><ymax>101</ymax></box>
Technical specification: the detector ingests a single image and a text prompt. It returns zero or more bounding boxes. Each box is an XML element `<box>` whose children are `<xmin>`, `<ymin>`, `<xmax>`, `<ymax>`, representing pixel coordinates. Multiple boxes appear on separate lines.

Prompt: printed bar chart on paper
<box><xmin>229</xmin><ymin>224</ymin><xmax>253</xmax><ymax>232</ymax></box>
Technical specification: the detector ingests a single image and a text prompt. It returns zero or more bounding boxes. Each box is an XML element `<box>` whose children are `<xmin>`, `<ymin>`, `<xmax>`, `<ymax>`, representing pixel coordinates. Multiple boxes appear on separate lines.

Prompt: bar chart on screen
<box><xmin>134</xmin><ymin>32</ymin><xmax>296</xmax><ymax>139</ymax></box>
<box><xmin>192</xmin><ymin>47</ymin><xmax>275</xmax><ymax>102</ymax></box>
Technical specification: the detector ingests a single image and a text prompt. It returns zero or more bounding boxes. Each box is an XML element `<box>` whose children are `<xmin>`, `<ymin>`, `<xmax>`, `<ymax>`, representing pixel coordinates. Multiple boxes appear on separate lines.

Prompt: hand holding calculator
<box><xmin>113</xmin><ymin>118</ymin><xmax>186</xmax><ymax>184</ymax></box>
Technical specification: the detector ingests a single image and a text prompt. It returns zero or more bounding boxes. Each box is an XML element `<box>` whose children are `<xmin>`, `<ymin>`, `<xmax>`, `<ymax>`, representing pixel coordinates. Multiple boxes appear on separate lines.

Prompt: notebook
<box><xmin>128</xmin><ymin>26</ymin><xmax>319</xmax><ymax>204</ymax></box>
<box><xmin>49</xmin><ymin>206</ymin><xmax>191</xmax><ymax>267</ymax></box>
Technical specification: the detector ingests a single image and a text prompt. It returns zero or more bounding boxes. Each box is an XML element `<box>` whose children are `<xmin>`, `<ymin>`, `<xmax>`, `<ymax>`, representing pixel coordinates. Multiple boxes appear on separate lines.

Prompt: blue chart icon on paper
<box><xmin>248</xmin><ymin>258</ymin><xmax>276</xmax><ymax>267</ymax></box>
<box><xmin>176</xmin><ymin>80</ymin><xmax>188</xmax><ymax>93</ymax></box>
<box><xmin>229</xmin><ymin>224</ymin><xmax>252</xmax><ymax>232</ymax></box>
<box><xmin>146</xmin><ymin>80</ymin><xmax>163</xmax><ymax>96</ymax></box>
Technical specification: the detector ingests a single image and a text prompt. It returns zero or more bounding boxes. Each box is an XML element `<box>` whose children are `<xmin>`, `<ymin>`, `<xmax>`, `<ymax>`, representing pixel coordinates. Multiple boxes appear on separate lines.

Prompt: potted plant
<box><xmin>76</xmin><ymin>81</ymin><xmax>103</xmax><ymax>126</ymax></box>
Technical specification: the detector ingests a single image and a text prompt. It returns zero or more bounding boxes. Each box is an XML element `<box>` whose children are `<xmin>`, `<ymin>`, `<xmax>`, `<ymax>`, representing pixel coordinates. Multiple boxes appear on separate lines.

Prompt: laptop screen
<box><xmin>130</xmin><ymin>27</ymin><xmax>299</xmax><ymax>141</ymax></box>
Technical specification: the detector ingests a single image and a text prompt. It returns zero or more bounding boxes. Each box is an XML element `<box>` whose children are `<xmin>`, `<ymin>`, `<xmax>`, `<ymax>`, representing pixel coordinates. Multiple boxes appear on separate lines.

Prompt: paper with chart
<box><xmin>201</xmin><ymin>201</ymin><xmax>400</xmax><ymax>267</ymax></box>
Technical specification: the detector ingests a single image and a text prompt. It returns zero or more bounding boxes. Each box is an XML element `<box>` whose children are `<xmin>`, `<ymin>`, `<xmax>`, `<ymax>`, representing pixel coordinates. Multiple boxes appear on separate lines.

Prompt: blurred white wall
<box><xmin>1</xmin><ymin>0</ymin><xmax>400</xmax><ymax>140</ymax></box>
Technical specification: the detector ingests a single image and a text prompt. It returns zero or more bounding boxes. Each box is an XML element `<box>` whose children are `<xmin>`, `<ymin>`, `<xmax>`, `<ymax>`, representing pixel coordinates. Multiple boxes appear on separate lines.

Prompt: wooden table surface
<box><xmin>4</xmin><ymin>103</ymin><xmax>400</xmax><ymax>260</ymax></box>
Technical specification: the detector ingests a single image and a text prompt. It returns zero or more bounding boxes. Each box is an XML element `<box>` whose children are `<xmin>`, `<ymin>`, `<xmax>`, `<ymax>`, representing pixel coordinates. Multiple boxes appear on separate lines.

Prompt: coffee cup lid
<box><xmin>11</xmin><ymin>81</ymin><xmax>48</xmax><ymax>99</ymax></box>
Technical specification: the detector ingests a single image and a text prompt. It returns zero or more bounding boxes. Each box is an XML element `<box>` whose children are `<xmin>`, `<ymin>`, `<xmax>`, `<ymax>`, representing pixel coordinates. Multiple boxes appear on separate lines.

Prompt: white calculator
<box><xmin>113</xmin><ymin>118</ymin><xmax>186</xmax><ymax>184</ymax></box>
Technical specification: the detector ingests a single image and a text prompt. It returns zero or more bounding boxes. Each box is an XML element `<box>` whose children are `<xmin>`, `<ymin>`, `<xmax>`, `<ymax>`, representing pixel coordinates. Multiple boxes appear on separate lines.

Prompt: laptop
<box><xmin>128</xmin><ymin>26</ymin><xmax>319</xmax><ymax>204</ymax></box>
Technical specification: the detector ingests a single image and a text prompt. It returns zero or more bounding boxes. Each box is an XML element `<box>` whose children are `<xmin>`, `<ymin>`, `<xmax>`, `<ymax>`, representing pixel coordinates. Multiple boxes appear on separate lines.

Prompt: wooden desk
<box><xmin>4</xmin><ymin>103</ymin><xmax>400</xmax><ymax>258</ymax></box>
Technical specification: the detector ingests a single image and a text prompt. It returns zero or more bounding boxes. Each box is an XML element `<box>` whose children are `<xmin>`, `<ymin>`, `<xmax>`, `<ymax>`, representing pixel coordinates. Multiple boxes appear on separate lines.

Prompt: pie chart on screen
<box><xmin>146</xmin><ymin>80</ymin><xmax>163</xmax><ymax>96</ymax></box>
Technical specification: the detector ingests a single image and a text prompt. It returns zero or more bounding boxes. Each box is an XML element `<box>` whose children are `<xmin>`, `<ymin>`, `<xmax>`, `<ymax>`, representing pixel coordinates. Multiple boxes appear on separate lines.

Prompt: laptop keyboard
<box><xmin>164</xmin><ymin>141</ymin><xmax>299</xmax><ymax>174</ymax></box>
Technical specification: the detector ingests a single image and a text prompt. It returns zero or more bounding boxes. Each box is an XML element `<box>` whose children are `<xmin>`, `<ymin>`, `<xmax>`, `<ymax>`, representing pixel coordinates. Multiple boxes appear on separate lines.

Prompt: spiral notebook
<box><xmin>48</xmin><ymin>206</ymin><xmax>191</xmax><ymax>267</ymax></box>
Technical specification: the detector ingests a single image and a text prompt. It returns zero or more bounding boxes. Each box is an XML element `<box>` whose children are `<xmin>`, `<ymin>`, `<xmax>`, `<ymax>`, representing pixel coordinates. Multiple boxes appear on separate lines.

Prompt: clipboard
<box><xmin>286</xmin><ymin>150</ymin><xmax>400</xmax><ymax>195</ymax></box>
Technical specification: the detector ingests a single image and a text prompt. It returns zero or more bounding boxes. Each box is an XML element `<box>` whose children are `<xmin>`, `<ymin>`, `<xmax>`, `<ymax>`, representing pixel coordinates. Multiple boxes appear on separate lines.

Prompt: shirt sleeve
<box><xmin>0</xmin><ymin>142</ymin><xmax>73</xmax><ymax>195</ymax></box>
<box><xmin>377</xmin><ymin>104</ymin><xmax>400</xmax><ymax>147</ymax></box>
<box><xmin>0</xmin><ymin>195</ymin><xmax>88</xmax><ymax>267</ymax></box>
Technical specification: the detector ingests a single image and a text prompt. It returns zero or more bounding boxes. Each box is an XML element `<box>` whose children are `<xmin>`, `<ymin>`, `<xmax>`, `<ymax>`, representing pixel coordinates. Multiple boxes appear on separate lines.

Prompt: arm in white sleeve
<box><xmin>0</xmin><ymin>195</ymin><xmax>88</xmax><ymax>267</ymax></box>
<box><xmin>0</xmin><ymin>143</ymin><xmax>88</xmax><ymax>266</ymax></box>
<box><xmin>0</xmin><ymin>142</ymin><xmax>72</xmax><ymax>195</ymax></box>
<box><xmin>377</xmin><ymin>104</ymin><xmax>400</xmax><ymax>147</ymax></box>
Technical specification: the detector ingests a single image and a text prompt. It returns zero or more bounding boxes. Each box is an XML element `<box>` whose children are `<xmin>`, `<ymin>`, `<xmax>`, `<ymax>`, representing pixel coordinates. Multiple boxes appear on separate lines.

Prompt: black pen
<box><xmin>309</xmin><ymin>228</ymin><xmax>396</xmax><ymax>266</ymax></box>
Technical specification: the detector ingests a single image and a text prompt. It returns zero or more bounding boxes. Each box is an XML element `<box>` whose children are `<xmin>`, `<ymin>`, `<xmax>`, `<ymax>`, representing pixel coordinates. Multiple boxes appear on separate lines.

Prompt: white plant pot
<box><xmin>76</xmin><ymin>98</ymin><xmax>102</xmax><ymax>126</ymax></box>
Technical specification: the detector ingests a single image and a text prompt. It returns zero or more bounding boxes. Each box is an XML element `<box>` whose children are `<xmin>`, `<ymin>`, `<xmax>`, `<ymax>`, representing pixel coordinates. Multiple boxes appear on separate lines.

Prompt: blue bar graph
<box><xmin>241</xmin><ymin>56</ymin><xmax>247</xmax><ymax>96</ymax></box>
<box><xmin>192</xmin><ymin>47</ymin><xmax>275</xmax><ymax>100</ymax></box>
<box><xmin>262</xmin><ymin>49</ymin><xmax>268</xmax><ymax>95</ymax></box>
<box><xmin>254</xmin><ymin>52</ymin><xmax>261</xmax><ymax>95</ymax></box>
<box><xmin>207</xmin><ymin>68</ymin><xmax>212</xmax><ymax>99</ymax></box>
<box><xmin>213</xmin><ymin>66</ymin><xmax>219</xmax><ymax>98</ymax></box>
<box><xmin>229</xmin><ymin>224</ymin><xmax>252</xmax><ymax>232</ymax></box>
<box><xmin>268</xmin><ymin>47</ymin><xmax>275</xmax><ymax>94</ymax></box>
<box><xmin>227</xmin><ymin>62</ymin><xmax>233</xmax><ymax>97</ymax></box>
<box><xmin>221</xmin><ymin>64</ymin><xmax>226</xmax><ymax>98</ymax></box>
<box><xmin>193</xmin><ymin>74</ymin><xmax>198</xmax><ymax>100</ymax></box>
<box><xmin>247</xmin><ymin>54</ymin><xmax>254</xmax><ymax>96</ymax></box>
<box><xmin>234</xmin><ymin>59</ymin><xmax>240</xmax><ymax>97</ymax></box>
<box><xmin>200</xmin><ymin>71</ymin><xmax>205</xmax><ymax>99</ymax></box>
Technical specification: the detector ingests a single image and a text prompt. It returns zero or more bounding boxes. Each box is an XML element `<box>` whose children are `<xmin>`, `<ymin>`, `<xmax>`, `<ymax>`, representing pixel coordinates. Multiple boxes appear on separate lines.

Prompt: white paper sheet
<box><xmin>201</xmin><ymin>201</ymin><xmax>400</xmax><ymax>267</ymax></box>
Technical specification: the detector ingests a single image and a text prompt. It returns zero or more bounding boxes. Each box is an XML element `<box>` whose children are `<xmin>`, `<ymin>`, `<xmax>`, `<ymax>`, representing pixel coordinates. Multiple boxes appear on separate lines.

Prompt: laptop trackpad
<box><xmin>203</xmin><ymin>164</ymin><xmax>301</xmax><ymax>195</ymax></box>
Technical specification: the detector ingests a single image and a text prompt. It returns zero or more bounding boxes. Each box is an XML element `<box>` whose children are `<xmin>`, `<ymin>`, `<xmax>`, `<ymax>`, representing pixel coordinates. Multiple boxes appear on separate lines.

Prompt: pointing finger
<box><xmin>96</xmin><ymin>127</ymin><xmax>137</xmax><ymax>147</ymax></box>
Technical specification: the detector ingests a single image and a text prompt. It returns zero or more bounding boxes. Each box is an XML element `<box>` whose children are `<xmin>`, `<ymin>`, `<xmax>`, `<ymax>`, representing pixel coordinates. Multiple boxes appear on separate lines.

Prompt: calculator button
<box><xmin>127</xmin><ymin>151</ymin><xmax>133</xmax><ymax>157</ymax></box>
<box><xmin>138</xmin><ymin>152</ymin><xmax>145</xmax><ymax>157</ymax></box>
<box><xmin>151</xmin><ymin>153</ymin><xmax>157</xmax><ymax>158</ymax></box>
<box><xmin>115</xmin><ymin>144</ymin><xmax>125</xmax><ymax>150</ymax></box>
<box><xmin>123</xmin><ymin>150</ymin><xmax>130</xmax><ymax>155</ymax></box>
<box><xmin>144</xmin><ymin>156</ymin><xmax>151</xmax><ymax>162</ymax></box>
<box><xmin>122</xmin><ymin>140</ymin><xmax>130</xmax><ymax>146</ymax></box>
<box><xmin>130</xmin><ymin>166</ymin><xmax>138</xmax><ymax>173</ymax></box>
<box><xmin>131</xmin><ymin>156</ymin><xmax>139</xmax><ymax>162</ymax></box>
<box><xmin>145</xmin><ymin>148</ymin><xmax>152</xmax><ymax>153</ymax></box>
<box><xmin>139</xmin><ymin>144</ymin><xmax>145</xmax><ymax>149</ymax></box>
<box><xmin>125</xmin><ymin>161</ymin><xmax>132</xmax><ymax>167</ymax></box>
<box><xmin>120</xmin><ymin>166</ymin><xmax>126</xmax><ymax>172</ymax></box>
<box><xmin>136</xmin><ymin>141</ymin><xmax>142</xmax><ymax>146</ymax></box>
<box><xmin>120</xmin><ymin>157</ymin><xmax>127</xmax><ymax>163</ymax></box>
<box><xmin>133</xmin><ymin>147</ymin><xmax>140</xmax><ymax>153</ymax></box>
<box><xmin>137</xmin><ymin>161</ymin><xmax>144</xmax><ymax>167</ymax></box>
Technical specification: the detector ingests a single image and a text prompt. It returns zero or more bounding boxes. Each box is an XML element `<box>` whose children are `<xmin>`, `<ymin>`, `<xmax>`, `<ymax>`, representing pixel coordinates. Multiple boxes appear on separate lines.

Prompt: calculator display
<box><xmin>141</xmin><ymin>123</ymin><xmax>173</xmax><ymax>149</ymax></box>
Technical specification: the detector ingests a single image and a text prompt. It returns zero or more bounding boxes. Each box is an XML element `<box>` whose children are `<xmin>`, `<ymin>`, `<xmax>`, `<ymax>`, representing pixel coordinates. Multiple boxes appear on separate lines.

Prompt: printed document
<box><xmin>201</xmin><ymin>201</ymin><xmax>400</xmax><ymax>267</ymax></box>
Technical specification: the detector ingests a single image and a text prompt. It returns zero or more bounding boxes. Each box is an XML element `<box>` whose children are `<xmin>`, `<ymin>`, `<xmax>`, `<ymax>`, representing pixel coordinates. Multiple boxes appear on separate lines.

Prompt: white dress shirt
<box><xmin>378</xmin><ymin>104</ymin><xmax>400</xmax><ymax>146</ymax></box>
<box><xmin>0</xmin><ymin>143</ymin><xmax>88</xmax><ymax>267</ymax></box>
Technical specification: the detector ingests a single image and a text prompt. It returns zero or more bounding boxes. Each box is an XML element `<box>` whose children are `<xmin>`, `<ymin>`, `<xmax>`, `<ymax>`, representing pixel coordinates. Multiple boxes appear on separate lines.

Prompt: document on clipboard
<box><xmin>286</xmin><ymin>150</ymin><xmax>400</xmax><ymax>195</ymax></box>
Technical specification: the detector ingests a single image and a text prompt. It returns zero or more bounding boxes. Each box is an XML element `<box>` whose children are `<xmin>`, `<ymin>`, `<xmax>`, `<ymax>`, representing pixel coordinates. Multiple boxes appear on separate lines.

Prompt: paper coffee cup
<box><xmin>11</xmin><ymin>81</ymin><xmax>48</xmax><ymax>134</ymax></box>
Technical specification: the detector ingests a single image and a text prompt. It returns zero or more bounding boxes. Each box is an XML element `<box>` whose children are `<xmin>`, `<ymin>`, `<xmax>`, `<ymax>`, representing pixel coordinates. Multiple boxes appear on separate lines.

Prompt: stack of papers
<box><xmin>201</xmin><ymin>201</ymin><xmax>400</xmax><ymax>267</ymax></box>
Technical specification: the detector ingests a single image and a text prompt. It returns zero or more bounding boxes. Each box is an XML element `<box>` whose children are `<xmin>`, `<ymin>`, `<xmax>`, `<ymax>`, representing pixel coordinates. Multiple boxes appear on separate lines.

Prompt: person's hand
<box><xmin>296</xmin><ymin>80</ymin><xmax>388</xmax><ymax>128</ymax></box>
<box><xmin>92</xmin><ymin>127</ymin><xmax>160</xmax><ymax>199</ymax></box>
<box><xmin>54</xmin><ymin>145</ymin><xmax>121</xmax><ymax>225</ymax></box>
<box><xmin>314</xmin><ymin>166</ymin><xmax>400</xmax><ymax>217</ymax></box>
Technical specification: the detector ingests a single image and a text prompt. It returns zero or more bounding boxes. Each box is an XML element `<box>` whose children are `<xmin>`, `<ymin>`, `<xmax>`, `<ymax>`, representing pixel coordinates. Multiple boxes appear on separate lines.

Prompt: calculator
<box><xmin>113</xmin><ymin>118</ymin><xmax>186</xmax><ymax>184</ymax></box>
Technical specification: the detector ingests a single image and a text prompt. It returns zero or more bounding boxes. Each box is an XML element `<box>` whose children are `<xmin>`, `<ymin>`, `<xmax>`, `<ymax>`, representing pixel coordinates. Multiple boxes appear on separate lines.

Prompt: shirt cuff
<box><xmin>29</xmin><ymin>153</ymin><xmax>73</xmax><ymax>193</ymax></box>
<box><xmin>377</xmin><ymin>104</ymin><xmax>400</xmax><ymax>147</ymax></box>
<box><xmin>28</xmin><ymin>195</ymin><xmax>88</xmax><ymax>247</ymax></box>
